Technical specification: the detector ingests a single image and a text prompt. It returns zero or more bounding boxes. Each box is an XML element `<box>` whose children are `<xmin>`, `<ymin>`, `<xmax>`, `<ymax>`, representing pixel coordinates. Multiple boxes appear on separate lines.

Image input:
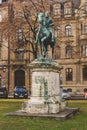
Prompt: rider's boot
<box><xmin>52</xmin><ymin>35</ymin><xmax>55</xmax><ymax>42</ymax></box>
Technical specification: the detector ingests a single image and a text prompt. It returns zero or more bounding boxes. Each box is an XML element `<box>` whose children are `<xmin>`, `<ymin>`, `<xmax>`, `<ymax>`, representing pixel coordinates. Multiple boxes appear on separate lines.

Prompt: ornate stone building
<box><xmin>0</xmin><ymin>0</ymin><xmax>32</xmax><ymax>93</ymax></box>
<box><xmin>53</xmin><ymin>0</ymin><xmax>87</xmax><ymax>93</ymax></box>
<box><xmin>0</xmin><ymin>0</ymin><xmax>87</xmax><ymax>94</ymax></box>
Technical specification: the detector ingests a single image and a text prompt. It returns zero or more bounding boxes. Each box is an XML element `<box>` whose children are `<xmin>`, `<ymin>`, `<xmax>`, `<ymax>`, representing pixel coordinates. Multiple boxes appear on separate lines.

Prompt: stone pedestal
<box><xmin>23</xmin><ymin>57</ymin><xmax>66</xmax><ymax>114</ymax></box>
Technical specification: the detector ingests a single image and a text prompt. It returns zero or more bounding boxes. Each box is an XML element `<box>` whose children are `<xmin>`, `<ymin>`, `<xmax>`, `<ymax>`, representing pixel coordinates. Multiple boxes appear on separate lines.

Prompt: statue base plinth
<box><xmin>23</xmin><ymin>57</ymin><xmax>66</xmax><ymax>114</ymax></box>
<box><xmin>22</xmin><ymin>97</ymin><xmax>60</xmax><ymax>114</ymax></box>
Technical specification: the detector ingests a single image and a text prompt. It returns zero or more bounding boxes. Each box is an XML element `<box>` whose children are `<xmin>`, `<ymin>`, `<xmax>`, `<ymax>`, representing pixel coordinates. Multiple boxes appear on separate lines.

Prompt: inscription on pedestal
<box><xmin>34</xmin><ymin>76</ymin><xmax>45</xmax><ymax>84</ymax></box>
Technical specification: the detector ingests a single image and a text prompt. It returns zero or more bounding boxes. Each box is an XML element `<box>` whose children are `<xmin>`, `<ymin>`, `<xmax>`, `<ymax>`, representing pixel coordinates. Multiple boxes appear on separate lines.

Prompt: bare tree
<box><xmin>1</xmin><ymin>0</ymin><xmax>51</xmax><ymax>59</ymax></box>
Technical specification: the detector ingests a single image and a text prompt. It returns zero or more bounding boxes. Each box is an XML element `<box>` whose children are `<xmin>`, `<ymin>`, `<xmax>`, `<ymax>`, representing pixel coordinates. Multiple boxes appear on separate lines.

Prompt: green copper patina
<box><xmin>35</xmin><ymin>12</ymin><xmax>55</xmax><ymax>57</ymax></box>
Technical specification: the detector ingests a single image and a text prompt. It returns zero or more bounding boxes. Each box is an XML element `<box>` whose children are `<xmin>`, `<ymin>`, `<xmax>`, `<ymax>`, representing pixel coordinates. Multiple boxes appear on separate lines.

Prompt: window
<box><xmin>84</xmin><ymin>23</ymin><xmax>87</xmax><ymax>34</ymax></box>
<box><xmin>65</xmin><ymin>25</ymin><xmax>71</xmax><ymax>36</ymax></box>
<box><xmin>81</xmin><ymin>45</ymin><xmax>83</xmax><ymax>57</ymax></box>
<box><xmin>83</xmin><ymin>66</ymin><xmax>87</xmax><ymax>81</ymax></box>
<box><xmin>64</xmin><ymin>6</ymin><xmax>71</xmax><ymax>15</ymax></box>
<box><xmin>18</xmin><ymin>12</ymin><xmax>23</xmax><ymax>18</ymax></box>
<box><xmin>0</xmin><ymin>45</ymin><xmax>1</xmax><ymax>59</ymax></box>
<box><xmin>66</xmin><ymin>68</ymin><xmax>73</xmax><ymax>81</ymax></box>
<box><xmin>81</xmin><ymin>44</ymin><xmax>87</xmax><ymax>57</ymax></box>
<box><xmin>53</xmin><ymin>7</ymin><xmax>60</xmax><ymax>16</ymax></box>
<box><xmin>16</xmin><ymin>29</ymin><xmax>23</xmax><ymax>44</ymax></box>
<box><xmin>0</xmin><ymin>31</ymin><xmax>2</xmax><ymax>59</ymax></box>
<box><xmin>54</xmin><ymin>46</ymin><xmax>61</xmax><ymax>59</ymax></box>
<box><xmin>15</xmin><ymin>52</ymin><xmax>24</xmax><ymax>60</ymax></box>
<box><xmin>85</xmin><ymin>45</ymin><xmax>87</xmax><ymax>57</ymax></box>
<box><xmin>85</xmin><ymin>3</ymin><xmax>87</xmax><ymax>11</ymax></box>
<box><xmin>0</xmin><ymin>34</ymin><xmax>2</xmax><ymax>42</ymax></box>
<box><xmin>66</xmin><ymin>45</ymin><xmax>72</xmax><ymax>58</ymax></box>
<box><xmin>2</xmin><ymin>0</ymin><xmax>8</xmax><ymax>2</ymax></box>
<box><xmin>55</xmin><ymin>26</ymin><xmax>60</xmax><ymax>37</ymax></box>
<box><xmin>0</xmin><ymin>13</ymin><xmax>2</xmax><ymax>22</ymax></box>
<box><xmin>0</xmin><ymin>0</ymin><xmax>8</xmax><ymax>4</ymax></box>
<box><xmin>81</xmin><ymin>23</ymin><xmax>83</xmax><ymax>35</ymax></box>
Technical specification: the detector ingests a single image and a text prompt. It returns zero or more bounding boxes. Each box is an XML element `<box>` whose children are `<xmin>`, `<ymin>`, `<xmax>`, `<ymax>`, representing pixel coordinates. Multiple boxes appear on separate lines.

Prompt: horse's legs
<box><xmin>41</xmin><ymin>38</ymin><xmax>46</xmax><ymax>56</ymax></box>
<box><xmin>41</xmin><ymin>36</ymin><xmax>47</xmax><ymax>43</ymax></box>
<box><xmin>51</xmin><ymin>46</ymin><xmax>54</xmax><ymax>58</ymax></box>
<box><xmin>39</xmin><ymin>42</ymin><xmax>45</xmax><ymax>56</ymax></box>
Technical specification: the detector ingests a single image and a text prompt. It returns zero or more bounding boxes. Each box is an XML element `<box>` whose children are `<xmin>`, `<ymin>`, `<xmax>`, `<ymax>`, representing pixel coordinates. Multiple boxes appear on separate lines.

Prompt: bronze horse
<box><xmin>35</xmin><ymin>12</ymin><xmax>55</xmax><ymax>57</ymax></box>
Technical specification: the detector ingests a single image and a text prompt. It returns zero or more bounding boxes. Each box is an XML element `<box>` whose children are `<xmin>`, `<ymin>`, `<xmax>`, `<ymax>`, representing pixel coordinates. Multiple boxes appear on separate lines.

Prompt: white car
<box><xmin>62</xmin><ymin>91</ymin><xmax>71</xmax><ymax>99</ymax></box>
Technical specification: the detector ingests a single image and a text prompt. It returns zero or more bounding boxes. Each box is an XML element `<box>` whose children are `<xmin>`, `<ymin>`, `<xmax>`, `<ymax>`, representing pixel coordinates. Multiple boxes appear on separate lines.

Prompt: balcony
<box><xmin>80</xmin><ymin>34</ymin><xmax>87</xmax><ymax>40</ymax></box>
<box><xmin>11</xmin><ymin>59</ymin><xmax>26</xmax><ymax>66</ymax></box>
<box><xmin>62</xmin><ymin>35</ymin><xmax>74</xmax><ymax>43</ymax></box>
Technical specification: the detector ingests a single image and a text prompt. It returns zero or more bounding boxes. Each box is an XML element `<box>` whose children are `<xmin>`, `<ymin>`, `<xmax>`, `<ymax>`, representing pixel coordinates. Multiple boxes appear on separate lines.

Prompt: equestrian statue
<box><xmin>35</xmin><ymin>12</ymin><xmax>55</xmax><ymax>57</ymax></box>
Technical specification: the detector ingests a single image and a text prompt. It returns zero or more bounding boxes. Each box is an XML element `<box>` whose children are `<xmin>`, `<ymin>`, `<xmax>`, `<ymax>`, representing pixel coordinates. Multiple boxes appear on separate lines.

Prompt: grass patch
<box><xmin>0</xmin><ymin>99</ymin><xmax>87</xmax><ymax>130</ymax></box>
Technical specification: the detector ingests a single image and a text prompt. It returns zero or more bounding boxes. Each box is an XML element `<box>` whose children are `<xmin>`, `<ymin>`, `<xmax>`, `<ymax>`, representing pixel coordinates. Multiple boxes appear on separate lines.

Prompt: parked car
<box><xmin>61</xmin><ymin>89</ymin><xmax>71</xmax><ymax>100</ymax></box>
<box><xmin>0</xmin><ymin>87</ymin><xmax>8</xmax><ymax>98</ymax></box>
<box><xmin>14</xmin><ymin>86</ymin><xmax>28</xmax><ymax>99</ymax></box>
<box><xmin>83</xmin><ymin>88</ymin><xmax>87</xmax><ymax>99</ymax></box>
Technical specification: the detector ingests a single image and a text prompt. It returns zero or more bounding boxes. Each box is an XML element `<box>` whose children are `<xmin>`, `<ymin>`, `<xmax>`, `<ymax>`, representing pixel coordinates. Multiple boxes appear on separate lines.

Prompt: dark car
<box><xmin>0</xmin><ymin>87</ymin><xmax>8</xmax><ymax>98</ymax></box>
<box><xmin>14</xmin><ymin>86</ymin><xmax>28</xmax><ymax>98</ymax></box>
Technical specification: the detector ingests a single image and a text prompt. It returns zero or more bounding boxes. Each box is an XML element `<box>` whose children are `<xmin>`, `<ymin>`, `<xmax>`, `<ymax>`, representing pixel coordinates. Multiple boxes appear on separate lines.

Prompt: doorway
<box><xmin>14</xmin><ymin>70</ymin><xmax>25</xmax><ymax>87</ymax></box>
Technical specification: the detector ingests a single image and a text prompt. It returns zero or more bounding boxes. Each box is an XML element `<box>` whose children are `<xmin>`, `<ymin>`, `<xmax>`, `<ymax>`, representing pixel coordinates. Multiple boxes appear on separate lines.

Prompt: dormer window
<box><xmin>53</xmin><ymin>4</ymin><xmax>61</xmax><ymax>17</ymax></box>
<box><xmin>64</xmin><ymin>1</ymin><xmax>73</xmax><ymax>17</ymax></box>
<box><xmin>64</xmin><ymin>6</ymin><xmax>71</xmax><ymax>15</ymax></box>
<box><xmin>53</xmin><ymin>7</ymin><xmax>60</xmax><ymax>15</ymax></box>
<box><xmin>85</xmin><ymin>3</ymin><xmax>87</xmax><ymax>11</ymax></box>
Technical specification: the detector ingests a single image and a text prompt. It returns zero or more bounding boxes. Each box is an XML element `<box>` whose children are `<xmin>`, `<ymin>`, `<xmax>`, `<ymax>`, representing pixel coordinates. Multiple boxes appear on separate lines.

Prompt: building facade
<box><xmin>53</xmin><ymin>0</ymin><xmax>87</xmax><ymax>93</ymax></box>
<box><xmin>0</xmin><ymin>0</ymin><xmax>32</xmax><ymax>93</ymax></box>
<box><xmin>0</xmin><ymin>0</ymin><xmax>87</xmax><ymax>94</ymax></box>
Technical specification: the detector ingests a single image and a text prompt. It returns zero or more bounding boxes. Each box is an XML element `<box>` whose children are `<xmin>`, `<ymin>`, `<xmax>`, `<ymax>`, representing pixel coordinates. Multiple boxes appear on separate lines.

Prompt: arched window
<box><xmin>65</xmin><ymin>25</ymin><xmax>71</xmax><ymax>36</ymax></box>
<box><xmin>66</xmin><ymin>45</ymin><xmax>72</xmax><ymax>58</ymax></box>
<box><xmin>66</xmin><ymin>68</ymin><xmax>73</xmax><ymax>81</ymax></box>
<box><xmin>54</xmin><ymin>45</ymin><xmax>61</xmax><ymax>59</ymax></box>
<box><xmin>84</xmin><ymin>23</ymin><xmax>87</xmax><ymax>34</ymax></box>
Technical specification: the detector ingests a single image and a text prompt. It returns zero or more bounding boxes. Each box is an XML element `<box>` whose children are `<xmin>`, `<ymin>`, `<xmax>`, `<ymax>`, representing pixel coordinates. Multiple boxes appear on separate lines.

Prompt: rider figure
<box><xmin>35</xmin><ymin>12</ymin><xmax>45</xmax><ymax>43</ymax></box>
<box><xmin>35</xmin><ymin>12</ymin><xmax>55</xmax><ymax>57</ymax></box>
<box><xmin>45</xmin><ymin>12</ymin><xmax>54</xmax><ymax>42</ymax></box>
<box><xmin>38</xmin><ymin>12</ymin><xmax>45</xmax><ymax>27</ymax></box>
